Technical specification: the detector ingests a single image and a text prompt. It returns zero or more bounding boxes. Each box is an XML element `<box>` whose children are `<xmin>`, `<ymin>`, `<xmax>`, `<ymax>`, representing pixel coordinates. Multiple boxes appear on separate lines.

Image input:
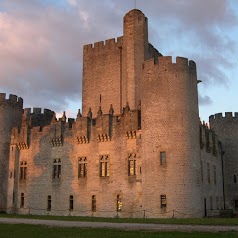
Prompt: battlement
<box><xmin>23</xmin><ymin>107</ymin><xmax>55</xmax><ymax>127</ymax></box>
<box><xmin>209</xmin><ymin>112</ymin><xmax>238</xmax><ymax>121</ymax></box>
<box><xmin>143</xmin><ymin>56</ymin><xmax>196</xmax><ymax>70</ymax></box>
<box><xmin>83</xmin><ymin>36</ymin><xmax>123</xmax><ymax>52</ymax></box>
<box><xmin>0</xmin><ymin>93</ymin><xmax>23</xmax><ymax>107</ymax></box>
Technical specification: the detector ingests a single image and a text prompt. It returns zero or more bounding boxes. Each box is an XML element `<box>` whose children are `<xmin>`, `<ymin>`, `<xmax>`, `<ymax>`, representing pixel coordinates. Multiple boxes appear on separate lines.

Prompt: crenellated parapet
<box><xmin>0</xmin><ymin>93</ymin><xmax>23</xmax><ymax>108</ymax></box>
<box><xmin>209</xmin><ymin>112</ymin><xmax>238</xmax><ymax>122</ymax></box>
<box><xmin>143</xmin><ymin>56</ymin><xmax>197</xmax><ymax>74</ymax></box>
<box><xmin>83</xmin><ymin>36</ymin><xmax>123</xmax><ymax>52</ymax></box>
<box><xmin>200</xmin><ymin>121</ymin><xmax>218</xmax><ymax>156</ymax></box>
<box><xmin>22</xmin><ymin>107</ymin><xmax>55</xmax><ymax>128</ymax></box>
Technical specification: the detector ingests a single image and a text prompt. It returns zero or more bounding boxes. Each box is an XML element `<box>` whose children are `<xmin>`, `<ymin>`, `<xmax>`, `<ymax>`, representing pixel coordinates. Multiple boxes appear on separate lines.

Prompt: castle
<box><xmin>0</xmin><ymin>9</ymin><xmax>236</xmax><ymax>218</ymax></box>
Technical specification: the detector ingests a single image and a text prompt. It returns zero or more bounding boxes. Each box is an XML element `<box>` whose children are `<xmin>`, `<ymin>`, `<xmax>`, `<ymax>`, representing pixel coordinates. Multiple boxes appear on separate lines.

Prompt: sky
<box><xmin>0</xmin><ymin>0</ymin><xmax>237</xmax><ymax>121</ymax></box>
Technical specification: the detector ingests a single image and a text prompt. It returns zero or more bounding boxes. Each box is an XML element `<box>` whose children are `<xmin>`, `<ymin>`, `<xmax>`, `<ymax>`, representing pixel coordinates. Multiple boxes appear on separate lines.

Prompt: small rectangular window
<box><xmin>69</xmin><ymin>195</ymin><xmax>73</xmax><ymax>211</ymax></box>
<box><xmin>161</xmin><ymin>195</ymin><xmax>166</xmax><ymax>208</ymax></box>
<box><xmin>128</xmin><ymin>153</ymin><xmax>136</xmax><ymax>176</ymax></box>
<box><xmin>92</xmin><ymin>195</ymin><xmax>96</xmax><ymax>212</ymax></box>
<box><xmin>53</xmin><ymin>159</ymin><xmax>61</xmax><ymax>179</ymax></box>
<box><xmin>47</xmin><ymin>196</ymin><xmax>51</xmax><ymax>211</ymax></box>
<box><xmin>117</xmin><ymin>195</ymin><xmax>122</xmax><ymax>212</ymax></box>
<box><xmin>20</xmin><ymin>161</ymin><xmax>27</xmax><ymax>180</ymax></box>
<box><xmin>20</xmin><ymin>193</ymin><xmax>24</xmax><ymax>208</ymax></box>
<box><xmin>100</xmin><ymin>155</ymin><xmax>109</xmax><ymax>177</ymax></box>
<box><xmin>78</xmin><ymin>157</ymin><xmax>87</xmax><ymax>178</ymax></box>
<box><xmin>160</xmin><ymin>152</ymin><xmax>166</xmax><ymax>165</ymax></box>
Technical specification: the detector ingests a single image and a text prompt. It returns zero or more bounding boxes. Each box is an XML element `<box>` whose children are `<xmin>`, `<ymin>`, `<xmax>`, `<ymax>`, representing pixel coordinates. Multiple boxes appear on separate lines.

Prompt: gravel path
<box><xmin>0</xmin><ymin>217</ymin><xmax>238</xmax><ymax>232</ymax></box>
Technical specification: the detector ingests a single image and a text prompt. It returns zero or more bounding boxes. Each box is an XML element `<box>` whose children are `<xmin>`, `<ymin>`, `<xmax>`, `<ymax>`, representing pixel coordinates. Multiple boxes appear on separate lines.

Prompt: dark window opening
<box><xmin>69</xmin><ymin>195</ymin><xmax>73</xmax><ymax>211</ymax></box>
<box><xmin>53</xmin><ymin>159</ymin><xmax>61</xmax><ymax>179</ymax></box>
<box><xmin>20</xmin><ymin>193</ymin><xmax>24</xmax><ymax>208</ymax></box>
<box><xmin>47</xmin><ymin>196</ymin><xmax>51</xmax><ymax>211</ymax></box>
<box><xmin>161</xmin><ymin>195</ymin><xmax>166</xmax><ymax>208</ymax></box>
<box><xmin>117</xmin><ymin>195</ymin><xmax>122</xmax><ymax>212</ymax></box>
<box><xmin>92</xmin><ymin>195</ymin><xmax>96</xmax><ymax>212</ymax></box>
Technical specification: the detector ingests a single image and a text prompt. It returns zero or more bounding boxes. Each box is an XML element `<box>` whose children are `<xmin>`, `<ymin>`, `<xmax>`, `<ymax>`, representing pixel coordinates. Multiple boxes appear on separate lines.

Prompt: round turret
<box><xmin>209</xmin><ymin>112</ymin><xmax>238</xmax><ymax>210</ymax></box>
<box><xmin>0</xmin><ymin>93</ymin><xmax>23</xmax><ymax>212</ymax></box>
<box><xmin>141</xmin><ymin>56</ymin><xmax>201</xmax><ymax>217</ymax></box>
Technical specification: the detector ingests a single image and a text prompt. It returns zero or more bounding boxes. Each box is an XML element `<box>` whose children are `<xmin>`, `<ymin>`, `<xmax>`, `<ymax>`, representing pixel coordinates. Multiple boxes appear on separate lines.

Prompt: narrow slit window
<box><xmin>161</xmin><ymin>195</ymin><xmax>166</xmax><ymax>208</ymax></box>
<box><xmin>128</xmin><ymin>153</ymin><xmax>136</xmax><ymax>176</ymax></box>
<box><xmin>20</xmin><ymin>193</ymin><xmax>24</xmax><ymax>208</ymax></box>
<box><xmin>160</xmin><ymin>152</ymin><xmax>166</xmax><ymax>165</ymax></box>
<box><xmin>69</xmin><ymin>195</ymin><xmax>74</xmax><ymax>211</ymax></box>
<box><xmin>47</xmin><ymin>196</ymin><xmax>51</xmax><ymax>211</ymax></box>
<box><xmin>117</xmin><ymin>195</ymin><xmax>122</xmax><ymax>212</ymax></box>
<box><xmin>92</xmin><ymin>195</ymin><xmax>96</xmax><ymax>212</ymax></box>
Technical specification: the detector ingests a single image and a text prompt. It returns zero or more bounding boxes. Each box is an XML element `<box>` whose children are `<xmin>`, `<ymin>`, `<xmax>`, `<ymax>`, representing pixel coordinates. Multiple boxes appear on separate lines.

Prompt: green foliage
<box><xmin>0</xmin><ymin>224</ymin><xmax>237</xmax><ymax>238</ymax></box>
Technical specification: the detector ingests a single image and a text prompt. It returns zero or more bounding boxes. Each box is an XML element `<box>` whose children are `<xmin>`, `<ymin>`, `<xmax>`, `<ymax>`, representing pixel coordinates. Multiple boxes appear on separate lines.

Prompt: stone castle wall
<box><xmin>0</xmin><ymin>94</ymin><xmax>23</xmax><ymax>212</ymax></box>
<box><xmin>0</xmin><ymin>9</ymin><xmax>228</xmax><ymax>218</ymax></box>
<box><xmin>209</xmin><ymin>113</ymin><xmax>238</xmax><ymax>210</ymax></box>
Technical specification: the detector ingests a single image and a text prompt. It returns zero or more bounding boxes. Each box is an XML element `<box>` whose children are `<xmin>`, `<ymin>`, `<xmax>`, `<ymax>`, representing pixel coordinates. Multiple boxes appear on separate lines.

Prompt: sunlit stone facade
<box><xmin>0</xmin><ymin>9</ymin><xmax>233</xmax><ymax>218</ymax></box>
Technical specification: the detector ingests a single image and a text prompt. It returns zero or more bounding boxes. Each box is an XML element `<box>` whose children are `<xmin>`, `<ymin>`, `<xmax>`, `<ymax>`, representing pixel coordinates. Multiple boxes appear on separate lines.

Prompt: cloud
<box><xmin>0</xmin><ymin>0</ymin><xmax>237</xmax><ymax>117</ymax></box>
<box><xmin>199</xmin><ymin>95</ymin><xmax>213</xmax><ymax>106</ymax></box>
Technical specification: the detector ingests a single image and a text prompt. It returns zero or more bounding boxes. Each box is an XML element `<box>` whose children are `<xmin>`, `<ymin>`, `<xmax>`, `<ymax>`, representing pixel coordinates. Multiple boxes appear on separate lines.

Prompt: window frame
<box><xmin>78</xmin><ymin>157</ymin><xmax>87</xmax><ymax>178</ymax></box>
<box><xmin>53</xmin><ymin>159</ymin><xmax>61</xmax><ymax>179</ymax></box>
<box><xmin>100</xmin><ymin>155</ymin><xmax>109</xmax><ymax>177</ymax></box>
<box><xmin>128</xmin><ymin>153</ymin><xmax>136</xmax><ymax>176</ymax></box>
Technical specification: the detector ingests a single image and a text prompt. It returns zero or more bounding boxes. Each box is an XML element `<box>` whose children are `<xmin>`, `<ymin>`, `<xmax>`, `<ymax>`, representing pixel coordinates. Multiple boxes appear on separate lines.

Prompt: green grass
<box><xmin>1</xmin><ymin>213</ymin><xmax>238</xmax><ymax>226</ymax></box>
<box><xmin>0</xmin><ymin>224</ymin><xmax>237</xmax><ymax>238</ymax></box>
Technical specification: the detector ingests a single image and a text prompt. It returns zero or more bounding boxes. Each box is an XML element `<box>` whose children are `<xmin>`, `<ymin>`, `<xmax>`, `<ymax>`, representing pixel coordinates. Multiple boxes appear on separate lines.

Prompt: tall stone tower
<box><xmin>141</xmin><ymin>57</ymin><xmax>202</xmax><ymax>216</ymax></box>
<box><xmin>209</xmin><ymin>113</ymin><xmax>238</xmax><ymax>209</ymax></box>
<box><xmin>82</xmin><ymin>9</ymin><xmax>161</xmax><ymax>117</ymax></box>
<box><xmin>0</xmin><ymin>94</ymin><xmax>23</xmax><ymax>212</ymax></box>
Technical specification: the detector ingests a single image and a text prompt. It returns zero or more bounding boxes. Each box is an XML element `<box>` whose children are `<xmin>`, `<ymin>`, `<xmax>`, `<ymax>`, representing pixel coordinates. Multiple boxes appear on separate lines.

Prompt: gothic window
<box><xmin>47</xmin><ymin>196</ymin><xmax>51</xmax><ymax>211</ymax></box>
<box><xmin>213</xmin><ymin>166</ymin><xmax>216</xmax><ymax>184</ymax></box>
<box><xmin>161</xmin><ymin>195</ymin><xmax>167</xmax><ymax>208</ymax></box>
<box><xmin>78</xmin><ymin>157</ymin><xmax>87</xmax><ymax>178</ymax></box>
<box><xmin>100</xmin><ymin>155</ymin><xmax>109</xmax><ymax>177</ymax></box>
<box><xmin>160</xmin><ymin>152</ymin><xmax>166</xmax><ymax>165</ymax></box>
<box><xmin>234</xmin><ymin>175</ymin><xmax>237</xmax><ymax>183</ymax></box>
<box><xmin>116</xmin><ymin>195</ymin><xmax>122</xmax><ymax>212</ymax></box>
<box><xmin>92</xmin><ymin>195</ymin><xmax>96</xmax><ymax>212</ymax></box>
<box><xmin>207</xmin><ymin>163</ymin><xmax>210</xmax><ymax>184</ymax></box>
<box><xmin>53</xmin><ymin>159</ymin><xmax>61</xmax><ymax>179</ymax></box>
<box><xmin>20</xmin><ymin>161</ymin><xmax>27</xmax><ymax>180</ymax></box>
<box><xmin>20</xmin><ymin>193</ymin><xmax>24</xmax><ymax>208</ymax></box>
<box><xmin>69</xmin><ymin>195</ymin><xmax>74</xmax><ymax>211</ymax></box>
<box><xmin>128</xmin><ymin>153</ymin><xmax>136</xmax><ymax>176</ymax></box>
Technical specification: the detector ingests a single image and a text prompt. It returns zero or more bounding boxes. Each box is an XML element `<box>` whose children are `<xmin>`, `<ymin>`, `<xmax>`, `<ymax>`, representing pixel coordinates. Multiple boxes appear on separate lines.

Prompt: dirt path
<box><xmin>1</xmin><ymin>217</ymin><xmax>238</xmax><ymax>232</ymax></box>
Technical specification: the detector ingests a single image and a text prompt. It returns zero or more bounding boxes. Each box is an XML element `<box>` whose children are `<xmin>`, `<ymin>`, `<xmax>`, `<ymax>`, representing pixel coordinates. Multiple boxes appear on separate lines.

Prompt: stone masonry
<box><xmin>0</xmin><ymin>9</ymin><xmax>235</xmax><ymax>218</ymax></box>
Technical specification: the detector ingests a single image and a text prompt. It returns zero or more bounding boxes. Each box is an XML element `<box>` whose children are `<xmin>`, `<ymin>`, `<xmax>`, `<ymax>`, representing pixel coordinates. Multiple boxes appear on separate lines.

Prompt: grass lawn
<box><xmin>0</xmin><ymin>224</ymin><xmax>237</xmax><ymax>238</ymax></box>
<box><xmin>1</xmin><ymin>213</ymin><xmax>238</xmax><ymax>226</ymax></box>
